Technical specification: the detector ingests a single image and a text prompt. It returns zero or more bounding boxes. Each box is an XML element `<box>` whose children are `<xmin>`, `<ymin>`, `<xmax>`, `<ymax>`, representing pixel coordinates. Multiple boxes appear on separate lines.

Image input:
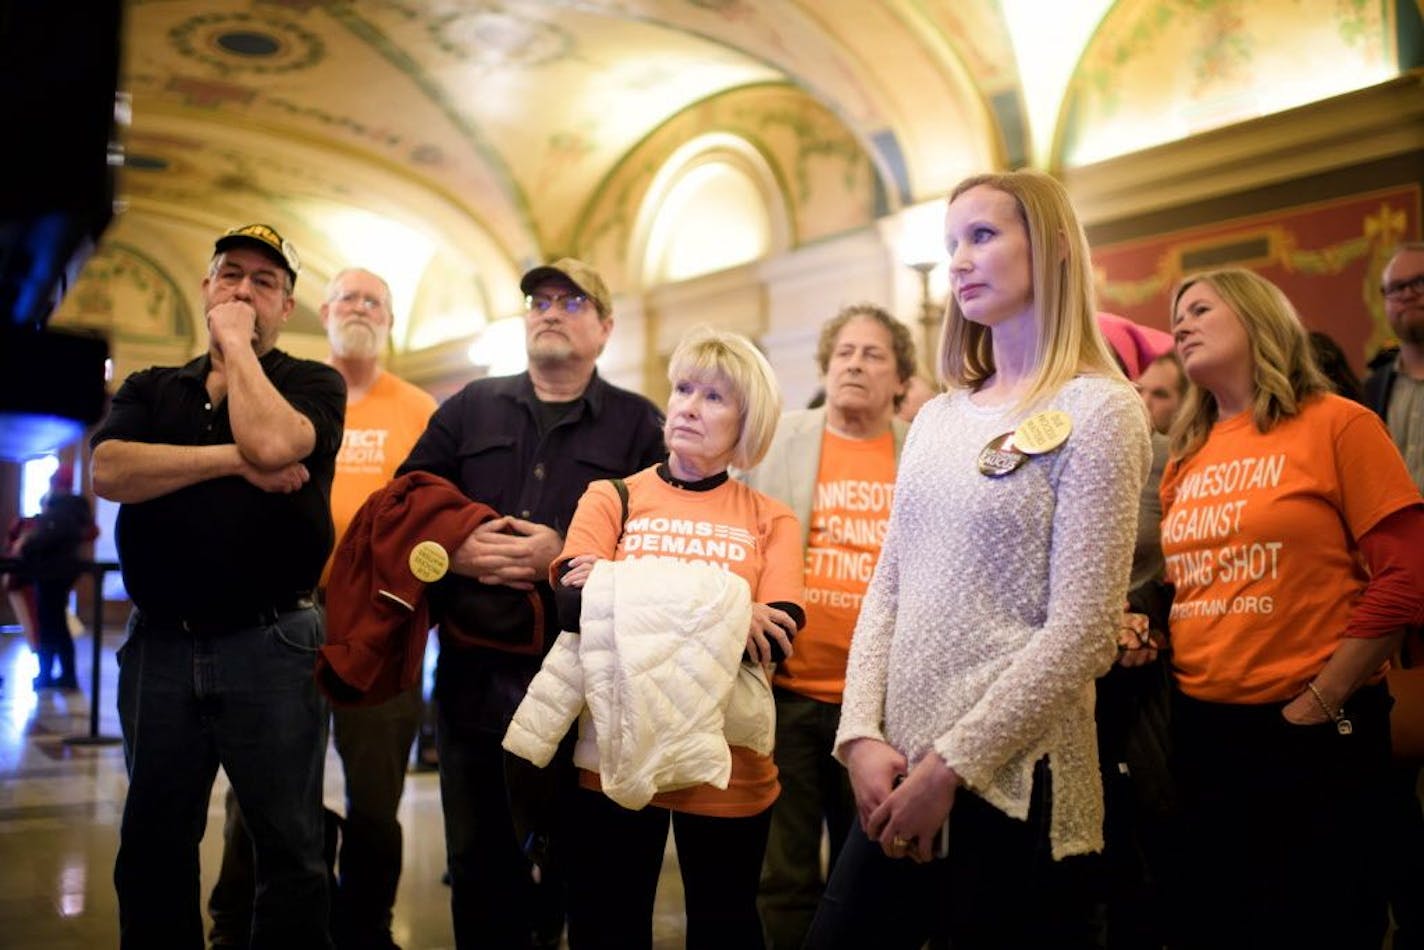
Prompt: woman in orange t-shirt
<box><xmin>1161</xmin><ymin>268</ymin><xmax>1424</xmax><ymax>948</ymax></box>
<box><xmin>554</xmin><ymin>327</ymin><xmax>804</xmax><ymax>949</ymax></box>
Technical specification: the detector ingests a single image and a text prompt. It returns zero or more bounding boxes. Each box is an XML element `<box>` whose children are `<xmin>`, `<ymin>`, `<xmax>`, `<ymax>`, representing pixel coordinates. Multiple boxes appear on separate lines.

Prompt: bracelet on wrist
<box><xmin>1306</xmin><ymin>682</ymin><xmax>1354</xmax><ymax>736</ymax></box>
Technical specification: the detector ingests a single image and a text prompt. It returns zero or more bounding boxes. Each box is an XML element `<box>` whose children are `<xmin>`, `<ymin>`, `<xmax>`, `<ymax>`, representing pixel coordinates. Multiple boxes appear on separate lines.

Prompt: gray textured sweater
<box><xmin>835</xmin><ymin>375</ymin><xmax>1151</xmax><ymax>858</ymax></box>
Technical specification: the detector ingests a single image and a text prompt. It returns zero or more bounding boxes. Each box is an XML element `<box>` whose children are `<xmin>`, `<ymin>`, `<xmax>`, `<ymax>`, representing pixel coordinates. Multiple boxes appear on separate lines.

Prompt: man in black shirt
<box><xmin>92</xmin><ymin>224</ymin><xmax>345</xmax><ymax>949</ymax></box>
<box><xmin>397</xmin><ymin>258</ymin><xmax>664</xmax><ymax>949</ymax></box>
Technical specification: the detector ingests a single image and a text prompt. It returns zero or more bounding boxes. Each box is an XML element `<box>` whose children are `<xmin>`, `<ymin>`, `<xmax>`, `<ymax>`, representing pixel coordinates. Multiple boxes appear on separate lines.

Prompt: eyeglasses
<box><xmin>1381</xmin><ymin>274</ymin><xmax>1424</xmax><ymax>300</ymax></box>
<box><xmin>526</xmin><ymin>293</ymin><xmax>589</xmax><ymax>315</ymax></box>
<box><xmin>332</xmin><ymin>290</ymin><xmax>386</xmax><ymax>311</ymax></box>
<box><xmin>214</xmin><ymin>265</ymin><xmax>287</xmax><ymax>295</ymax></box>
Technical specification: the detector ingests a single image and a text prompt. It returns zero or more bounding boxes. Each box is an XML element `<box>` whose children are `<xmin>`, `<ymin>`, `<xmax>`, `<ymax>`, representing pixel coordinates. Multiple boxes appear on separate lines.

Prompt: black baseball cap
<box><xmin>214</xmin><ymin>223</ymin><xmax>301</xmax><ymax>288</ymax></box>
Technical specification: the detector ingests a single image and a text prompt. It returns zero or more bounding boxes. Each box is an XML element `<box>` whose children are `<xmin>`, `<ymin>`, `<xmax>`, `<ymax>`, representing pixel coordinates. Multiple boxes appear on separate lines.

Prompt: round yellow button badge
<box><xmin>408</xmin><ymin>540</ymin><xmax>449</xmax><ymax>583</ymax></box>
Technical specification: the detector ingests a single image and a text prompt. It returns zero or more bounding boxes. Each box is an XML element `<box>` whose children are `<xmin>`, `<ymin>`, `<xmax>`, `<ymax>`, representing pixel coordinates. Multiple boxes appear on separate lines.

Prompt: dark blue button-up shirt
<box><xmin>397</xmin><ymin>369</ymin><xmax>665</xmax><ymax>731</ymax></box>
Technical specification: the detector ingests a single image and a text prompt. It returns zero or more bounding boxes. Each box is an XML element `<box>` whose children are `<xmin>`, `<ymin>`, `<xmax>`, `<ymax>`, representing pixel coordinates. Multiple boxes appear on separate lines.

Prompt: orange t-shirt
<box><xmin>775</xmin><ymin>429</ymin><xmax>896</xmax><ymax>704</ymax></box>
<box><xmin>323</xmin><ymin>372</ymin><xmax>437</xmax><ymax>582</ymax></box>
<box><xmin>1160</xmin><ymin>394</ymin><xmax>1420</xmax><ymax>703</ymax></box>
<box><xmin>557</xmin><ymin>464</ymin><xmax>804</xmax><ymax>817</ymax></box>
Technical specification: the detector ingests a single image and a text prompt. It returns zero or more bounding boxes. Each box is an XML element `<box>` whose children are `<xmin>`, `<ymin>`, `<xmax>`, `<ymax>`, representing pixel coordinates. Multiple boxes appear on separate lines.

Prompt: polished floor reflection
<box><xmin>0</xmin><ymin>624</ymin><xmax>689</xmax><ymax>949</ymax></box>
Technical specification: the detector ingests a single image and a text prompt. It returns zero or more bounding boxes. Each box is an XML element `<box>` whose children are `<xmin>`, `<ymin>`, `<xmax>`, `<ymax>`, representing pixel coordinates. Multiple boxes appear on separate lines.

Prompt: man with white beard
<box><xmin>210</xmin><ymin>267</ymin><xmax>438</xmax><ymax>950</ymax></box>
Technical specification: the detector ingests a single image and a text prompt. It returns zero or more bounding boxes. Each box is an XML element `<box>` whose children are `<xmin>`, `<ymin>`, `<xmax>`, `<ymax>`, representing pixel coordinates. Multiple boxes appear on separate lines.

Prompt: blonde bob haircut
<box><xmin>666</xmin><ymin>326</ymin><xmax>782</xmax><ymax>470</ymax></box>
<box><xmin>1167</xmin><ymin>268</ymin><xmax>1330</xmax><ymax>461</ymax></box>
<box><xmin>937</xmin><ymin>169</ymin><xmax>1121</xmax><ymax>409</ymax></box>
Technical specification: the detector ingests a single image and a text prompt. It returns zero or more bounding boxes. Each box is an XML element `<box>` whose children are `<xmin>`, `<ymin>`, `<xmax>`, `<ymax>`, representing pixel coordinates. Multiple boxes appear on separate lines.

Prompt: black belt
<box><xmin>144</xmin><ymin>594</ymin><xmax>315</xmax><ymax>636</ymax></box>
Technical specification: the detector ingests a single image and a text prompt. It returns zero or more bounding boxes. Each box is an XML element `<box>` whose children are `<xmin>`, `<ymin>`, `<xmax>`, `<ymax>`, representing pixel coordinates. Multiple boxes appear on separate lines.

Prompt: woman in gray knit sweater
<box><xmin>806</xmin><ymin>170</ymin><xmax>1151</xmax><ymax>948</ymax></box>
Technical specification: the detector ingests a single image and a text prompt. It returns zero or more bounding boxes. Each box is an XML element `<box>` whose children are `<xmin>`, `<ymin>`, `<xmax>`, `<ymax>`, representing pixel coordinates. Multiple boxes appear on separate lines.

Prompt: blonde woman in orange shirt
<box><xmin>543</xmin><ymin>327</ymin><xmax>804</xmax><ymax>949</ymax></box>
<box><xmin>1161</xmin><ymin>268</ymin><xmax>1424</xmax><ymax>947</ymax></box>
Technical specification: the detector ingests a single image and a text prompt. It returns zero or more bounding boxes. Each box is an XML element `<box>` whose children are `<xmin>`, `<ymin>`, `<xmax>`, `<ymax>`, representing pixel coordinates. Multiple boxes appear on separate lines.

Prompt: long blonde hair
<box><xmin>937</xmin><ymin>170</ymin><xmax>1121</xmax><ymax>408</ymax></box>
<box><xmin>1167</xmin><ymin>268</ymin><xmax>1330</xmax><ymax>461</ymax></box>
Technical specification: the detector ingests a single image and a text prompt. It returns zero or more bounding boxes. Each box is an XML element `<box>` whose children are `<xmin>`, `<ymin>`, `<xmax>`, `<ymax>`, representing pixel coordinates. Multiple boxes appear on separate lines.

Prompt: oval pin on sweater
<box><xmin>1014</xmin><ymin>410</ymin><xmax>1072</xmax><ymax>455</ymax></box>
<box><xmin>977</xmin><ymin>432</ymin><xmax>1028</xmax><ymax>478</ymax></box>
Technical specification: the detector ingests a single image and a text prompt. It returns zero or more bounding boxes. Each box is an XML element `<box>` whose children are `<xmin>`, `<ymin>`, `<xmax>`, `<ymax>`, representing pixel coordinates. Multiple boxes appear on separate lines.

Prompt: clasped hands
<box><xmin>845</xmin><ymin>738</ymin><xmax>958</xmax><ymax>864</ymax></box>
<box><xmin>1114</xmin><ymin>611</ymin><xmax>1162</xmax><ymax>668</ymax></box>
<box><xmin>453</xmin><ymin>517</ymin><xmax>564</xmax><ymax>589</ymax></box>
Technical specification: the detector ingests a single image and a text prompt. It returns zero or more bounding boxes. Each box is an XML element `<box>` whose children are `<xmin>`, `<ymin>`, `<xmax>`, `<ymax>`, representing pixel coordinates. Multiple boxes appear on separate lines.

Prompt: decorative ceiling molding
<box><xmin>1064</xmin><ymin>72</ymin><xmax>1424</xmax><ymax>226</ymax></box>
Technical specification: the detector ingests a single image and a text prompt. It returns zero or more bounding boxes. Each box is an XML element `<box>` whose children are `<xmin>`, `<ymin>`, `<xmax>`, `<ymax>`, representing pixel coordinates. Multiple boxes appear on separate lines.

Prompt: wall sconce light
<box><xmin>893</xmin><ymin>199</ymin><xmax>948</xmax><ymax>377</ymax></box>
<box><xmin>907</xmin><ymin>260</ymin><xmax>942</xmax><ymax>376</ymax></box>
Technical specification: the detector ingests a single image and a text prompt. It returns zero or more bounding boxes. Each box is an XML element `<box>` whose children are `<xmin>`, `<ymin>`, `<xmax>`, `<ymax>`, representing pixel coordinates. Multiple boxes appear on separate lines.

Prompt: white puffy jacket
<box><xmin>502</xmin><ymin>558</ymin><xmax>774</xmax><ymax>811</ymax></box>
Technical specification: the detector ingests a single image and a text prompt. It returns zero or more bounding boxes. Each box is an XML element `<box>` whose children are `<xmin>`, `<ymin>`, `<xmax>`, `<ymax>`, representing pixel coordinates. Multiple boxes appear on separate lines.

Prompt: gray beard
<box><xmin>331</xmin><ymin>323</ymin><xmax>384</xmax><ymax>360</ymax></box>
<box><xmin>527</xmin><ymin>336</ymin><xmax>575</xmax><ymax>365</ymax></box>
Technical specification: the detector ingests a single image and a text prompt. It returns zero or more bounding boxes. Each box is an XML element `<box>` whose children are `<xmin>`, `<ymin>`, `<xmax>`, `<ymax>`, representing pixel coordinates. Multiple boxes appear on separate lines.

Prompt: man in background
<box><xmin>1134</xmin><ymin>351</ymin><xmax>1187</xmax><ymax>437</ymax></box>
<box><xmin>1364</xmin><ymin>241</ymin><xmax>1424</xmax><ymax>950</ymax></box>
<box><xmin>740</xmin><ymin>303</ymin><xmax>913</xmax><ymax>950</ymax></box>
<box><xmin>1367</xmin><ymin>241</ymin><xmax>1424</xmax><ymax>489</ymax></box>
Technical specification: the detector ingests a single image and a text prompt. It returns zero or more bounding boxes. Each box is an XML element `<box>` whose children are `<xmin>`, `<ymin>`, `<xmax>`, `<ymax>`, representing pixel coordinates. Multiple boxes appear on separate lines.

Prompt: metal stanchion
<box><xmin>2</xmin><ymin>556</ymin><xmax>123</xmax><ymax>744</ymax></box>
<box><xmin>63</xmin><ymin>560</ymin><xmax>122</xmax><ymax>746</ymax></box>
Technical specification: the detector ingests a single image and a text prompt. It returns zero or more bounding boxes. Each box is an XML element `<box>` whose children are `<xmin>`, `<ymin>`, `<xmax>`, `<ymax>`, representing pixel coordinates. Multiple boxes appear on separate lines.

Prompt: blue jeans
<box><xmin>114</xmin><ymin>608</ymin><xmax>332</xmax><ymax>950</ymax></box>
<box><xmin>34</xmin><ymin>575</ymin><xmax>77</xmax><ymax>684</ymax></box>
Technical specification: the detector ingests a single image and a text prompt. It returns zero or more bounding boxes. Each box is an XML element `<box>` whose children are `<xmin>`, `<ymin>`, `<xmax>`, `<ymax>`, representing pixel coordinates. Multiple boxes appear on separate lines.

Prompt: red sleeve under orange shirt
<box><xmin>1346</xmin><ymin>504</ymin><xmax>1424</xmax><ymax>639</ymax></box>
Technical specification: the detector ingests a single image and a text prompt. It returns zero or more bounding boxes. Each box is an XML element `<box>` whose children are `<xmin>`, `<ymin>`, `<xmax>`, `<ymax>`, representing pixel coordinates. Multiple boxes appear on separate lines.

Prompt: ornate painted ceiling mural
<box><xmin>104</xmin><ymin>0</ymin><xmax>1417</xmax><ymax>360</ymax></box>
<box><xmin>1059</xmin><ymin>0</ymin><xmax>1399</xmax><ymax>166</ymax></box>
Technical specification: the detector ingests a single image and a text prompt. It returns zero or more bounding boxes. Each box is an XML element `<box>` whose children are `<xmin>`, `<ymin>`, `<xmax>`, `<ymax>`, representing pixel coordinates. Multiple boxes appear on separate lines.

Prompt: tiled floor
<box><xmin>0</xmin><ymin>623</ymin><xmax>688</xmax><ymax>949</ymax></box>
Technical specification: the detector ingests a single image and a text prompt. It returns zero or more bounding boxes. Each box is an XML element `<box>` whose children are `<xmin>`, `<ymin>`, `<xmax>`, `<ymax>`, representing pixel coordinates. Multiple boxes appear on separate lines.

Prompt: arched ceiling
<box><xmin>106</xmin><ymin>0</ymin><xmax>1012</xmax><ymax>347</ymax></box>
<box><xmin>86</xmin><ymin>0</ymin><xmax>1411</xmax><ymax>358</ymax></box>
